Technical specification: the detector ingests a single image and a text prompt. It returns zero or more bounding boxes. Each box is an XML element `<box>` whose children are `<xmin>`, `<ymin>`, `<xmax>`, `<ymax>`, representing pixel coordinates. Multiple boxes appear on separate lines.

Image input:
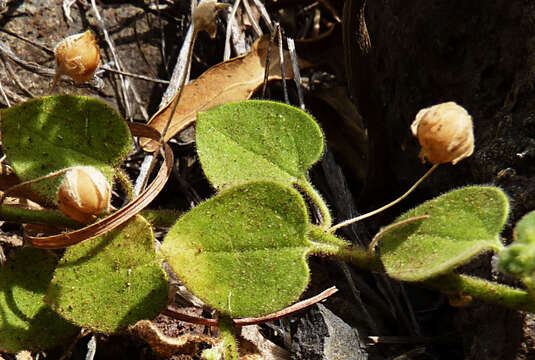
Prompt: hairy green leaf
<box><xmin>196</xmin><ymin>100</ymin><xmax>324</xmax><ymax>189</ymax></box>
<box><xmin>0</xmin><ymin>95</ymin><xmax>131</xmax><ymax>203</ymax></box>
<box><xmin>379</xmin><ymin>186</ymin><xmax>508</xmax><ymax>282</ymax></box>
<box><xmin>162</xmin><ymin>181</ymin><xmax>311</xmax><ymax>318</ymax></box>
<box><xmin>498</xmin><ymin>211</ymin><xmax>535</xmax><ymax>289</ymax></box>
<box><xmin>514</xmin><ymin>210</ymin><xmax>535</xmax><ymax>245</ymax></box>
<box><xmin>47</xmin><ymin>216</ymin><xmax>168</xmax><ymax>333</ymax></box>
<box><xmin>0</xmin><ymin>248</ymin><xmax>78</xmax><ymax>353</ymax></box>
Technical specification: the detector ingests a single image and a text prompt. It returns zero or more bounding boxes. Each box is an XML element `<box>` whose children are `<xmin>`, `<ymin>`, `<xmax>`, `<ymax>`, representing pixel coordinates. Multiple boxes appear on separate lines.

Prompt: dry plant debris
<box><xmin>142</xmin><ymin>35</ymin><xmax>294</xmax><ymax>151</ymax></box>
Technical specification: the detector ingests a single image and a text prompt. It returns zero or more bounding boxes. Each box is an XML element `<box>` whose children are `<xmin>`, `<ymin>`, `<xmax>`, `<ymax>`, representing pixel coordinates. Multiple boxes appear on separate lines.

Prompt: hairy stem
<box><xmin>310</xmin><ymin>227</ymin><xmax>535</xmax><ymax>313</ymax></box>
<box><xmin>219</xmin><ymin>315</ymin><xmax>239</xmax><ymax>360</ymax></box>
<box><xmin>308</xmin><ymin>227</ymin><xmax>380</xmax><ymax>270</ymax></box>
<box><xmin>328</xmin><ymin>164</ymin><xmax>439</xmax><ymax>233</ymax></box>
<box><xmin>0</xmin><ymin>205</ymin><xmax>80</xmax><ymax>228</ymax></box>
<box><xmin>296</xmin><ymin>179</ymin><xmax>332</xmax><ymax>229</ymax></box>
<box><xmin>424</xmin><ymin>273</ymin><xmax>535</xmax><ymax>313</ymax></box>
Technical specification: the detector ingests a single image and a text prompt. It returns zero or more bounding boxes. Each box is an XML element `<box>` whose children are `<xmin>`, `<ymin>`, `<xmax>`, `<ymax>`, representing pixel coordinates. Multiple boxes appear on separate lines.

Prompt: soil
<box><xmin>1</xmin><ymin>0</ymin><xmax>534</xmax><ymax>359</ymax></box>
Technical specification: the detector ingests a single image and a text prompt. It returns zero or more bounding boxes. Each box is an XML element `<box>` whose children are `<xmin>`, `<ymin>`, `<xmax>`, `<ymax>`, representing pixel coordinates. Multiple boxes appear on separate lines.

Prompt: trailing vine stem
<box><xmin>0</xmin><ymin>205</ymin><xmax>80</xmax><ymax>228</ymax></box>
<box><xmin>307</xmin><ymin>227</ymin><xmax>535</xmax><ymax>313</ymax></box>
<box><xmin>295</xmin><ymin>179</ymin><xmax>332</xmax><ymax>229</ymax></box>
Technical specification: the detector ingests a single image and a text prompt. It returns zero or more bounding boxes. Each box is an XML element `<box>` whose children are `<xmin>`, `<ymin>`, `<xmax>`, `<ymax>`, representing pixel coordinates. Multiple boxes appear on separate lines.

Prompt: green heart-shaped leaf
<box><xmin>514</xmin><ymin>210</ymin><xmax>535</xmax><ymax>245</ymax></box>
<box><xmin>498</xmin><ymin>211</ymin><xmax>535</xmax><ymax>289</ymax></box>
<box><xmin>0</xmin><ymin>95</ymin><xmax>131</xmax><ymax>203</ymax></box>
<box><xmin>0</xmin><ymin>248</ymin><xmax>78</xmax><ymax>353</ymax></box>
<box><xmin>162</xmin><ymin>181</ymin><xmax>312</xmax><ymax>318</ymax></box>
<box><xmin>47</xmin><ymin>216</ymin><xmax>168</xmax><ymax>333</ymax></box>
<box><xmin>379</xmin><ymin>186</ymin><xmax>508</xmax><ymax>282</ymax></box>
<box><xmin>196</xmin><ymin>100</ymin><xmax>324</xmax><ymax>189</ymax></box>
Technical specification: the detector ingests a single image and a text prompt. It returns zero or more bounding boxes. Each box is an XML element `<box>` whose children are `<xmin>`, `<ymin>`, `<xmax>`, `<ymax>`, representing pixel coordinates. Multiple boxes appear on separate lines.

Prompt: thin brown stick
<box><xmin>161</xmin><ymin>308</ymin><xmax>216</xmax><ymax>326</ymax></box>
<box><xmin>0</xmin><ymin>74</ymin><xmax>11</xmax><ymax>106</ymax></box>
<box><xmin>162</xmin><ymin>286</ymin><xmax>339</xmax><ymax>327</ymax></box>
<box><xmin>224</xmin><ymin>0</ymin><xmax>242</xmax><ymax>61</ymax></box>
<box><xmin>1</xmin><ymin>55</ymin><xmax>34</xmax><ymax>98</ymax></box>
<box><xmin>100</xmin><ymin>65</ymin><xmax>169</xmax><ymax>84</ymax></box>
<box><xmin>261</xmin><ymin>30</ymin><xmax>276</xmax><ymax>98</ymax></box>
<box><xmin>251</xmin><ymin>0</ymin><xmax>274</xmax><ymax>33</ymax></box>
<box><xmin>0</xmin><ymin>28</ymin><xmax>168</xmax><ymax>86</ymax></box>
<box><xmin>235</xmin><ymin>286</ymin><xmax>338</xmax><ymax>326</ymax></box>
<box><xmin>0</xmin><ymin>27</ymin><xmax>54</xmax><ymax>54</ymax></box>
<box><xmin>242</xmin><ymin>0</ymin><xmax>263</xmax><ymax>37</ymax></box>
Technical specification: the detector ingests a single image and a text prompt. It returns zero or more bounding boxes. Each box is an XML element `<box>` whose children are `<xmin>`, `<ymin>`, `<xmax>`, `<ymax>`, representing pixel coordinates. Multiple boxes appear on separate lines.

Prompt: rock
<box><xmin>291</xmin><ymin>304</ymin><xmax>367</xmax><ymax>360</ymax></box>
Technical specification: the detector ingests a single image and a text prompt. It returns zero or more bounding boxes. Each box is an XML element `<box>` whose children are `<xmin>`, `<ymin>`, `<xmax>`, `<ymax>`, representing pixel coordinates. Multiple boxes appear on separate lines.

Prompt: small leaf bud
<box><xmin>193</xmin><ymin>0</ymin><xmax>230</xmax><ymax>38</ymax></box>
<box><xmin>57</xmin><ymin>166</ymin><xmax>111</xmax><ymax>224</ymax></box>
<box><xmin>53</xmin><ymin>30</ymin><xmax>100</xmax><ymax>87</ymax></box>
<box><xmin>411</xmin><ymin>102</ymin><xmax>474</xmax><ymax>165</ymax></box>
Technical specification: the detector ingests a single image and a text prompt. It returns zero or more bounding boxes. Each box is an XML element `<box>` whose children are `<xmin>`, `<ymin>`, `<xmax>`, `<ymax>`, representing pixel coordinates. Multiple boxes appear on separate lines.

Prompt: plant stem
<box><xmin>0</xmin><ymin>205</ymin><xmax>80</xmax><ymax>228</ymax></box>
<box><xmin>308</xmin><ymin>228</ymin><xmax>380</xmax><ymax>270</ymax></box>
<box><xmin>218</xmin><ymin>315</ymin><xmax>239</xmax><ymax>360</ymax></box>
<box><xmin>296</xmin><ymin>179</ymin><xmax>332</xmax><ymax>229</ymax></box>
<box><xmin>114</xmin><ymin>168</ymin><xmax>134</xmax><ymax>202</ymax></box>
<box><xmin>328</xmin><ymin>164</ymin><xmax>439</xmax><ymax>233</ymax></box>
<box><xmin>424</xmin><ymin>273</ymin><xmax>535</xmax><ymax>313</ymax></box>
<box><xmin>310</xmin><ymin>227</ymin><xmax>535</xmax><ymax>313</ymax></box>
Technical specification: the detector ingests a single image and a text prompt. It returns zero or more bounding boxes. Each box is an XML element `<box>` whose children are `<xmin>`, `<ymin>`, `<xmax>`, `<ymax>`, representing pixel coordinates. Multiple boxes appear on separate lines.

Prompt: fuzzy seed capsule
<box><xmin>53</xmin><ymin>30</ymin><xmax>100</xmax><ymax>87</ymax></box>
<box><xmin>57</xmin><ymin>166</ymin><xmax>111</xmax><ymax>224</ymax></box>
<box><xmin>411</xmin><ymin>102</ymin><xmax>474</xmax><ymax>165</ymax></box>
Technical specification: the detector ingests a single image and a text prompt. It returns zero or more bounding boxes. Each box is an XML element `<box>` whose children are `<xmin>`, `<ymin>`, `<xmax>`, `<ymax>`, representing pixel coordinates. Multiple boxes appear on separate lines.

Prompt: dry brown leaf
<box><xmin>129</xmin><ymin>320</ymin><xmax>215</xmax><ymax>358</ymax></box>
<box><xmin>142</xmin><ymin>35</ymin><xmax>294</xmax><ymax>152</ymax></box>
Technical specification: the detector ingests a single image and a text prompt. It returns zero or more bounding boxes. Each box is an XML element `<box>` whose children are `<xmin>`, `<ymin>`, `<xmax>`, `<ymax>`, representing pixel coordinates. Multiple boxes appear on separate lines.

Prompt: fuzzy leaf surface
<box><xmin>142</xmin><ymin>36</ymin><xmax>294</xmax><ymax>151</ymax></box>
<box><xmin>47</xmin><ymin>216</ymin><xmax>168</xmax><ymax>333</ymax></box>
<box><xmin>196</xmin><ymin>100</ymin><xmax>323</xmax><ymax>189</ymax></box>
<box><xmin>162</xmin><ymin>181</ymin><xmax>311</xmax><ymax>318</ymax></box>
<box><xmin>0</xmin><ymin>248</ymin><xmax>78</xmax><ymax>353</ymax></box>
<box><xmin>0</xmin><ymin>95</ymin><xmax>131</xmax><ymax>203</ymax></box>
<box><xmin>498</xmin><ymin>211</ymin><xmax>535</xmax><ymax>289</ymax></box>
<box><xmin>515</xmin><ymin>211</ymin><xmax>535</xmax><ymax>245</ymax></box>
<box><xmin>379</xmin><ymin>186</ymin><xmax>508</xmax><ymax>281</ymax></box>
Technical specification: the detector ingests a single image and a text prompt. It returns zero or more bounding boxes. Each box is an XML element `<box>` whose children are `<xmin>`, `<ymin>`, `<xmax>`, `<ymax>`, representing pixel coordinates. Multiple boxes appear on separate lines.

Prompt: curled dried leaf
<box><xmin>129</xmin><ymin>320</ymin><xmax>215</xmax><ymax>358</ymax></box>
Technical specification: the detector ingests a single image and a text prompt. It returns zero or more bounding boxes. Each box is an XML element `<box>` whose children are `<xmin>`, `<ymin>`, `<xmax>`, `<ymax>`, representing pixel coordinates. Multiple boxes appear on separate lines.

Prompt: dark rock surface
<box><xmin>291</xmin><ymin>304</ymin><xmax>367</xmax><ymax>360</ymax></box>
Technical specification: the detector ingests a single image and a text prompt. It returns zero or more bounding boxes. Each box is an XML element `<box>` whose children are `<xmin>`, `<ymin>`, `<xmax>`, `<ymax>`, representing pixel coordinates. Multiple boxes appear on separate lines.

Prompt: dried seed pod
<box><xmin>192</xmin><ymin>0</ymin><xmax>230</xmax><ymax>38</ymax></box>
<box><xmin>57</xmin><ymin>166</ymin><xmax>111</xmax><ymax>224</ymax></box>
<box><xmin>53</xmin><ymin>30</ymin><xmax>100</xmax><ymax>87</ymax></box>
<box><xmin>411</xmin><ymin>102</ymin><xmax>474</xmax><ymax>165</ymax></box>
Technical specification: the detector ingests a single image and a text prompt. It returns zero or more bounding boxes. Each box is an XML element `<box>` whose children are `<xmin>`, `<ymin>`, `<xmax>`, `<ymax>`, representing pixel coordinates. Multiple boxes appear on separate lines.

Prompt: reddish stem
<box><xmin>162</xmin><ymin>286</ymin><xmax>339</xmax><ymax>327</ymax></box>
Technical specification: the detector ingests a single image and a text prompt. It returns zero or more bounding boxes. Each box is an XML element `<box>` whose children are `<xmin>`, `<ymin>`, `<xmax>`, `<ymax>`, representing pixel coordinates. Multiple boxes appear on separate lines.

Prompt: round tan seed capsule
<box><xmin>53</xmin><ymin>30</ymin><xmax>100</xmax><ymax>87</ymax></box>
<box><xmin>57</xmin><ymin>166</ymin><xmax>111</xmax><ymax>224</ymax></box>
<box><xmin>411</xmin><ymin>102</ymin><xmax>474</xmax><ymax>165</ymax></box>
